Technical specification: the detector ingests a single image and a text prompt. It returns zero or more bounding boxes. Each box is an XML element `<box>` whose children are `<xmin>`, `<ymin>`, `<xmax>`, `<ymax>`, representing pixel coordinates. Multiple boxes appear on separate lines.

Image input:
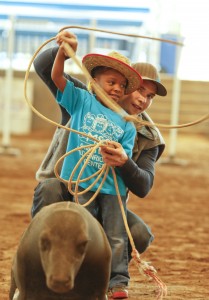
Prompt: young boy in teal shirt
<box><xmin>52</xmin><ymin>30</ymin><xmax>142</xmax><ymax>299</ymax></box>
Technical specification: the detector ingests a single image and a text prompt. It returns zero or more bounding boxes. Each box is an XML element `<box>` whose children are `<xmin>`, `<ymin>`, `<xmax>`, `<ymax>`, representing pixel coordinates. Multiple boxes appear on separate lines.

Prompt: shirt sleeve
<box><xmin>118</xmin><ymin>146</ymin><xmax>159</xmax><ymax>197</ymax></box>
<box><xmin>56</xmin><ymin>80</ymin><xmax>87</xmax><ymax>115</ymax></box>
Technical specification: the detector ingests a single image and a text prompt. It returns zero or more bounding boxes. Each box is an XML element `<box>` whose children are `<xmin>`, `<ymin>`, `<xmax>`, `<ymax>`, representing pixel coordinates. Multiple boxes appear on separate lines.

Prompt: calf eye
<box><xmin>77</xmin><ymin>240</ymin><xmax>88</xmax><ymax>255</ymax></box>
<box><xmin>40</xmin><ymin>236</ymin><xmax>51</xmax><ymax>252</ymax></box>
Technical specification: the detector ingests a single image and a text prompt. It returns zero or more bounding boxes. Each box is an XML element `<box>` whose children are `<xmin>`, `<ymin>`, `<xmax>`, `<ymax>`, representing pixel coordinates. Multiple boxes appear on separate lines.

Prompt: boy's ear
<box><xmin>87</xmin><ymin>81</ymin><xmax>92</xmax><ymax>91</ymax></box>
<box><xmin>87</xmin><ymin>79</ymin><xmax>96</xmax><ymax>91</ymax></box>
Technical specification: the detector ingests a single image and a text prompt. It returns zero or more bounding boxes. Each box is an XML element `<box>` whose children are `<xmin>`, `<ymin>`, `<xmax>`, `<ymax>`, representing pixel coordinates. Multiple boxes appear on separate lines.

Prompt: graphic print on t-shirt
<box><xmin>78</xmin><ymin>112</ymin><xmax>124</xmax><ymax>170</ymax></box>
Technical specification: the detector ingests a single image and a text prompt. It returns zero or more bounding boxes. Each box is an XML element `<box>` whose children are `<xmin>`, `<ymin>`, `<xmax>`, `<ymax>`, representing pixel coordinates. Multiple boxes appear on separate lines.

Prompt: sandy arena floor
<box><xmin>0</xmin><ymin>130</ymin><xmax>209</xmax><ymax>300</ymax></box>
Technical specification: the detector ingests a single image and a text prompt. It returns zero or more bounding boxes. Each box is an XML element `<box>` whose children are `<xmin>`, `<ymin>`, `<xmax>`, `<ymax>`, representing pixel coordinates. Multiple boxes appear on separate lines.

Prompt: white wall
<box><xmin>151</xmin><ymin>0</ymin><xmax>209</xmax><ymax>81</ymax></box>
<box><xmin>1</xmin><ymin>0</ymin><xmax>208</xmax><ymax>81</ymax></box>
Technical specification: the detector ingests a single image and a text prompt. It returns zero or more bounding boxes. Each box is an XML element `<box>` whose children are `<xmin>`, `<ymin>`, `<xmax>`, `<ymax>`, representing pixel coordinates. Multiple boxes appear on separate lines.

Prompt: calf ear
<box><xmin>39</xmin><ymin>231</ymin><xmax>51</xmax><ymax>252</ymax></box>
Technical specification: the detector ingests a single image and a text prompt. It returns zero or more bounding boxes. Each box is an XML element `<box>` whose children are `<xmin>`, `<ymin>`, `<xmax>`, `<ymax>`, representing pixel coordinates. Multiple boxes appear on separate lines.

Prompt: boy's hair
<box><xmin>91</xmin><ymin>66</ymin><xmax>115</xmax><ymax>78</ymax></box>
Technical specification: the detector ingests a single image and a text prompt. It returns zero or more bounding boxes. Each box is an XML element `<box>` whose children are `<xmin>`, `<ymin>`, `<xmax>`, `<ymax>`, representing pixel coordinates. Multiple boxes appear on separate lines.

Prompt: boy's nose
<box><xmin>114</xmin><ymin>84</ymin><xmax>123</xmax><ymax>93</ymax></box>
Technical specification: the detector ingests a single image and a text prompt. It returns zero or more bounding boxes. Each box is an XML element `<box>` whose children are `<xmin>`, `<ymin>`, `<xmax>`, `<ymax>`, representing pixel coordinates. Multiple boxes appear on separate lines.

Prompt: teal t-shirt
<box><xmin>56</xmin><ymin>80</ymin><xmax>136</xmax><ymax>196</ymax></box>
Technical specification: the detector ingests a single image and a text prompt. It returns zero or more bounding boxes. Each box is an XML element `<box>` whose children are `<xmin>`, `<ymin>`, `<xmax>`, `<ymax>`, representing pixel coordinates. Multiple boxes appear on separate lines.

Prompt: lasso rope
<box><xmin>24</xmin><ymin>26</ymin><xmax>209</xmax><ymax>130</ymax></box>
<box><xmin>60</xmin><ymin>25</ymin><xmax>184</xmax><ymax>46</ymax></box>
<box><xmin>23</xmin><ymin>25</ymin><xmax>209</xmax><ymax>299</ymax></box>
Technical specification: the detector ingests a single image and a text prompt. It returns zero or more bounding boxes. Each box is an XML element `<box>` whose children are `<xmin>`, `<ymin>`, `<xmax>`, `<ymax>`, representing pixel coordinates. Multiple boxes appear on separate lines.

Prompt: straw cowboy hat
<box><xmin>132</xmin><ymin>62</ymin><xmax>167</xmax><ymax>96</ymax></box>
<box><xmin>82</xmin><ymin>51</ymin><xmax>142</xmax><ymax>94</ymax></box>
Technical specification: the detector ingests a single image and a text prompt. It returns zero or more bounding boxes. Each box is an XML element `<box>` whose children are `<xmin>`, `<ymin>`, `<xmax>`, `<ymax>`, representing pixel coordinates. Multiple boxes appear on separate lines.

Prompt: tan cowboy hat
<box><xmin>82</xmin><ymin>51</ymin><xmax>142</xmax><ymax>94</ymax></box>
<box><xmin>132</xmin><ymin>62</ymin><xmax>167</xmax><ymax>96</ymax></box>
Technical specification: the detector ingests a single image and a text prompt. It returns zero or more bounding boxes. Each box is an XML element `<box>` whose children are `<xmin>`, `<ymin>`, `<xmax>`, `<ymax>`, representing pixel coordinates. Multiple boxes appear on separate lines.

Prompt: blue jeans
<box><xmin>32</xmin><ymin>178</ymin><xmax>154</xmax><ymax>258</ymax></box>
<box><xmin>76</xmin><ymin>187</ymin><xmax>129</xmax><ymax>288</ymax></box>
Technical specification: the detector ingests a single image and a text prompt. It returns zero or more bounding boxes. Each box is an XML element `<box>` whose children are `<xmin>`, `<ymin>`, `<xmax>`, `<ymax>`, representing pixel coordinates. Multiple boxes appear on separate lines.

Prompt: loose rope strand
<box><xmin>59</xmin><ymin>25</ymin><xmax>184</xmax><ymax>46</ymax></box>
<box><xmin>24</xmin><ymin>26</ymin><xmax>209</xmax><ymax>134</ymax></box>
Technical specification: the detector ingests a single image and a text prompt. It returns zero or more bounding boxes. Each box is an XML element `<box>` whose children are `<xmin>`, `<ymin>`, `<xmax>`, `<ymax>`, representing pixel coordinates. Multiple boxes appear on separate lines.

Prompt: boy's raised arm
<box><xmin>51</xmin><ymin>47</ymin><xmax>67</xmax><ymax>92</ymax></box>
<box><xmin>51</xmin><ymin>31</ymin><xmax>78</xmax><ymax>93</ymax></box>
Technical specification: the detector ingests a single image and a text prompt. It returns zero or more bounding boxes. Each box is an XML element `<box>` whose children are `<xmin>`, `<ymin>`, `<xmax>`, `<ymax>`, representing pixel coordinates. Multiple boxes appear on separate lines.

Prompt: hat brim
<box><xmin>82</xmin><ymin>53</ymin><xmax>142</xmax><ymax>94</ymax></box>
<box><xmin>142</xmin><ymin>76</ymin><xmax>167</xmax><ymax>96</ymax></box>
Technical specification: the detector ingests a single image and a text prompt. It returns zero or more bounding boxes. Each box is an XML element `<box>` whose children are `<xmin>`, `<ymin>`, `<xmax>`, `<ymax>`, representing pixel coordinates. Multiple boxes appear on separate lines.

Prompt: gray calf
<box><xmin>9</xmin><ymin>202</ymin><xmax>111</xmax><ymax>300</ymax></box>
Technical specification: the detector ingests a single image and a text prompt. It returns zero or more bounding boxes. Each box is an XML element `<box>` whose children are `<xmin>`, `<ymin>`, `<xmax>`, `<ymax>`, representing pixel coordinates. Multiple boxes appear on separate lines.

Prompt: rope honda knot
<box><xmin>131</xmin><ymin>248</ymin><xmax>167</xmax><ymax>300</ymax></box>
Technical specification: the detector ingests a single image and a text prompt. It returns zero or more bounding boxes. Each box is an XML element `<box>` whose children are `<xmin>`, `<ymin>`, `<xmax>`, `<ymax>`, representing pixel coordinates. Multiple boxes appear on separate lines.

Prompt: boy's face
<box><xmin>119</xmin><ymin>80</ymin><xmax>157</xmax><ymax>115</ymax></box>
<box><xmin>93</xmin><ymin>69</ymin><xmax>127</xmax><ymax>103</ymax></box>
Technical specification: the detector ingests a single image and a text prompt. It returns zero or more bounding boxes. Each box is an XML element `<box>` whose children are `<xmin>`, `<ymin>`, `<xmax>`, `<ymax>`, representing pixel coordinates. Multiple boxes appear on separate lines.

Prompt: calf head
<box><xmin>38</xmin><ymin>210</ymin><xmax>89</xmax><ymax>294</ymax></box>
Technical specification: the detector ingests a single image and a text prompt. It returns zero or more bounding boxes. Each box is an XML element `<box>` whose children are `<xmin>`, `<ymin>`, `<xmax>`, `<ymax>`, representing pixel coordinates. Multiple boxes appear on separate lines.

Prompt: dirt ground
<box><xmin>0</xmin><ymin>130</ymin><xmax>209</xmax><ymax>300</ymax></box>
